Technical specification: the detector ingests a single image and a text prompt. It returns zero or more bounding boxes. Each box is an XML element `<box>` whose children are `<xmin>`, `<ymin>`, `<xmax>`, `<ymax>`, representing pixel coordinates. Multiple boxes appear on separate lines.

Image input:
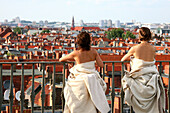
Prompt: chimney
<box><xmin>25</xmin><ymin>45</ymin><xmax>28</xmax><ymax>50</ymax></box>
<box><xmin>23</xmin><ymin>54</ymin><xmax>27</xmax><ymax>59</ymax></box>
<box><xmin>27</xmin><ymin>38</ymin><xmax>30</xmax><ymax>43</ymax></box>
<box><xmin>56</xmin><ymin>51</ymin><xmax>60</xmax><ymax>59</ymax></box>
<box><xmin>29</xmin><ymin>52</ymin><xmax>33</xmax><ymax>59</ymax></box>
<box><xmin>113</xmin><ymin>49</ymin><xmax>116</xmax><ymax>53</ymax></box>
<box><xmin>34</xmin><ymin>51</ymin><xmax>38</xmax><ymax>56</ymax></box>
<box><xmin>14</xmin><ymin>56</ymin><xmax>20</xmax><ymax>62</ymax></box>
<box><xmin>42</xmin><ymin>42</ymin><xmax>44</xmax><ymax>46</ymax></box>
<box><xmin>42</xmin><ymin>51</ymin><xmax>46</xmax><ymax>57</ymax></box>
<box><xmin>45</xmin><ymin>51</ymin><xmax>49</xmax><ymax>59</ymax></box>
<box><xmin>16</xmin><ymin>46</ymin><xmax>20</xmax><ymax>51</ymax></box>
<box><xmin>51</xmin><ymin>46</ymin><xmax>54</xmax><ymax>52</ymax></box>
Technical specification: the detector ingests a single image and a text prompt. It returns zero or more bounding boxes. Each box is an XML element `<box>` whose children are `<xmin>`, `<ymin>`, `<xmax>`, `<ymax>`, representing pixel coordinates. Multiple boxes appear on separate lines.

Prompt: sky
<box><xmin>0</xmin><ymin>0</ymin><xmax>170</xmax><ymax>24</ymax></box>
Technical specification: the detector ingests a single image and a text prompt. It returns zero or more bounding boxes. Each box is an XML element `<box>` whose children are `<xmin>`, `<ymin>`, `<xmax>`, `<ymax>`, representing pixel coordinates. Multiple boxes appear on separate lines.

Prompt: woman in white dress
<box><xmin>59</xmin><ymin>32</ymin><xmax>110</xmax><ymax>113</ymax></box>
<box><xmin>121</xmin><ymin>27</ymin><xmax>165</xmax><ymax>113</ymax></box>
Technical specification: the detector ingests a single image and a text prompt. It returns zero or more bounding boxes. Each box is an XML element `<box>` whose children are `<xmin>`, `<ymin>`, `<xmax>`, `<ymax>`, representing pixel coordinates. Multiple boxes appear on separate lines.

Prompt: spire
<box><xmin>72</xmin><ymin>16</ymin><xmax>75</xmax><ymax>28</ymax></box>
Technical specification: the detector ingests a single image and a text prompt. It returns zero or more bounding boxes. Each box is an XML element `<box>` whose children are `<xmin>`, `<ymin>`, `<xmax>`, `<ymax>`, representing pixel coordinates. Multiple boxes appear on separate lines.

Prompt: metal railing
<box><xmin>0</xmin><ymin>61</ymin><xmax>169</xmax><ymax>113</ymax></box>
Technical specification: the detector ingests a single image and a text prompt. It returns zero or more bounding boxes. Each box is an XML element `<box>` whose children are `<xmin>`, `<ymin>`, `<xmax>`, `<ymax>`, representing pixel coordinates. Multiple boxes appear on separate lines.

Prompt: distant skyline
<box><xmin>0</xmin><ymin>0</ymin><xmax>170</xmax><ymax>23</ymax></box>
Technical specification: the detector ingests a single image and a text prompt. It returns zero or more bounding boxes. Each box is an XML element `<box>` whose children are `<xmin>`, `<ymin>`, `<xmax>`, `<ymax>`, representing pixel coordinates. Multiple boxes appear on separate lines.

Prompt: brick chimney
<box><xmin>29</xmin><ymin>52</ymin><xmax>33</xmax><ymax>59</ymax></box>
<box><xmin>23</xmin><ymin>54</ymin><xmax>27</xmax><ymax>59</ymax></box>
<box><xmin>42</xmin><ymin>42</ymin><xmax>44</xmax><ymax>46</ymax></box>
<box><xmin>16</xmin><ymin>46</ymin><xmax>20</xmax><ymax>51</ymax></box>
<box><xmin>42</xmin><ymin>51</ymin><xmax>46</xmax><ymax>57</ymax></box>
<box><xmin>27</xmin><ymin>38</ymin><xmax>30</xmax><ymax>43</ymax></box>
<box><xmin>34</xmin><ymin>51</ymin><xmax>38</xmax><ymax>56</ymax></box>
<box><xmin>51</xmin><ymin>46</ymin><xmax>54</xmax><ymax>52</ymax></box>
<box><xmin>112</xmin><ymin>49</ymin><xmax>116</xmax><ymax>53</ymax></box>
<box><xmin>55</xmin><ymin>51</ymin><xmax>60</xmax><ymax>59</ymax></box>
<box><xmin>14</xmin><ymin>56</ymin><xmax>20</xmax><ymax>61</ymax></box>
<box><xmin>45</xmin><ymin>51</ymin><xmax>49</xmax><ymax>59</ymax></box>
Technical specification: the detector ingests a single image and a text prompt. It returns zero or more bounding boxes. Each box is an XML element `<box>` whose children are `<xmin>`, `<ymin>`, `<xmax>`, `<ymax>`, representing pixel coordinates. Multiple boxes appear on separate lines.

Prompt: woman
<box><xmin>121</xmin><ymin>27</ymin><xmax>165</xmax><ymax>113</ymax></box>
<box><xmin>59</xmin><ymin>32</ymin><xmax>110</xmax><ymax>113</ymax></box>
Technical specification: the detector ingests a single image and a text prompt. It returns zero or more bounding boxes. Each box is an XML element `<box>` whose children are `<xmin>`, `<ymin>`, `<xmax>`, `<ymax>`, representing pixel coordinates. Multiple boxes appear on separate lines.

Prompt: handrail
<box><xmin>0</xmin><ymin>60</ymin><xmax>169</xmax><ymax>113</ymax></box>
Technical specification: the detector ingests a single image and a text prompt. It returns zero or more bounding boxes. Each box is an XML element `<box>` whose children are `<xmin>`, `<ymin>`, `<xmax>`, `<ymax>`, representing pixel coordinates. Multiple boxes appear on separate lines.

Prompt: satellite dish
<box><xmin>3</xmin><ymin>80</ymin><xmax>14</xmax><ymax>89</ymax></box>
<box><xmin>4</xmin><ymin>89</ymin><xmax>10</xmax><ymax>100</ymax></box>
<box><xmin>15</xmin><ymin>91</ymin><xmax>21</xmax><ymax>101</ymax></box>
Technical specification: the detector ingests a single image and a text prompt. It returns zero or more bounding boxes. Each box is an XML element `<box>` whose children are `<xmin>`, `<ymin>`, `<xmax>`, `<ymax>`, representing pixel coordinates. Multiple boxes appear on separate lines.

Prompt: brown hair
<box><xmin>139</xmin><ymin>27</ymin><xmax>151</xmax><ymax>41</ymax></box>
<box><xmin>77</xmin><ymin>32</ymin><xmax>91</xmax><ymax>51</ymax></box>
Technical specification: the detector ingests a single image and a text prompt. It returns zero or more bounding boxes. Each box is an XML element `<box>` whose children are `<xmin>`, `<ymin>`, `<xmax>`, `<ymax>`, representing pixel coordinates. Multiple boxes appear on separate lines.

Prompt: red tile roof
<box><xmin>3</xmin><ymin>32</ymin><xmax>12</xmax><ymax>38</ymax></box>
<box><xmin>71</xmin><ymin>27</ymin><xmax>100</xmax><ymax>31</ymax></box>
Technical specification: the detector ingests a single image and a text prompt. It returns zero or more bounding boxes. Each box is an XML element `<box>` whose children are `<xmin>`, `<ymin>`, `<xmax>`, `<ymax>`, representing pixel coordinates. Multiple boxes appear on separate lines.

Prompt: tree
<box><xmin>116</xmin><ymin>28</ymin><xmax>124</xmax><ymax>38</ymax></box>
<box><xmin>105</xmin><ymin>28</ymin><xmax>124</xmax><ymax>39</ymax></box>
<box><xmin>123</xmin><ymin>31</ymin><xmax>136</xmax><ymax>39</ymax></box>
<box><xmin>41</xmin><ymin>29</ymin><xmax>50</xmax><ymax>33</ymax></box>
<box><xmin>13</xmin><ymin>27</ymin><xmax>21</xmax><ymax>34</ymax></box>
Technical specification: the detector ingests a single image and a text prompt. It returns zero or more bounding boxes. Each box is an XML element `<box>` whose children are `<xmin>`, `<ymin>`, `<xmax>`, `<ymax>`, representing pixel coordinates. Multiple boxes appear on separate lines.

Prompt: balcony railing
<box><xmin>0</xmin><ymin>61</ymin><xmax>169</xmax><ymax>113</ymax></box>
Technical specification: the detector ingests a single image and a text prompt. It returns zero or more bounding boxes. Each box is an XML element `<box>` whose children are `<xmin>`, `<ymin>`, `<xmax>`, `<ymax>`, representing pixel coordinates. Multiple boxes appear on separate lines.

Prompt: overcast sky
<box><xmin>0</xmin><ymin>0</ymin><xmax>170</xmax><ymax>23</ymax></box>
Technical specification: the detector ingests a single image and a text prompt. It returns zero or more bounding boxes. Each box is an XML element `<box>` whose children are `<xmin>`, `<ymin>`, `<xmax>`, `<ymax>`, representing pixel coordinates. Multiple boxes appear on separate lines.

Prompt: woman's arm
<box><xmin>59</xmin><ymin>51</ymin><xmax>76</xmax><ymax>62</ymax></box>
<box><xmin>121</xmin><ymin>47</ymin><xmax>135</xmax><ymax>61</ymax></box>
<box><xmin>95</xmin><ymin>50</ymin><xmax>104</xmax><ymax>68</ymax></box>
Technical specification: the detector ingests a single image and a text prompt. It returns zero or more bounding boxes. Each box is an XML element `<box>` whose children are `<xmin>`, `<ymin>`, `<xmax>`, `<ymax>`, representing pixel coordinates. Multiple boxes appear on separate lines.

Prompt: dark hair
<box><xmin>77</xmin><ymin>32</ymin><xmax>91</xmax><ymax>51</ymax></box>
<box><xmin>139</xmin><ymin>27</ymin><xmax>151</xmax><ymax>41</ymax></box>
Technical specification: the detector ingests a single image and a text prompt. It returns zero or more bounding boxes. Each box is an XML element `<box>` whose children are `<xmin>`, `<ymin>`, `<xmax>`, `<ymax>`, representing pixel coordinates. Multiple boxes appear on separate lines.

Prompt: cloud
<box><xmin>66</xmin><ymin>0</ymin><xmax>77</xmax><ymax>6</ymax></box>
<box><xmin>87</xmin><ymin>0</ymin><xmax>116</xmax><ymax>4</ymax></box>
<box><xmin>66</xmin><ymin>1</ymin><xmax>72</xmax><ymax>5</ymax></box>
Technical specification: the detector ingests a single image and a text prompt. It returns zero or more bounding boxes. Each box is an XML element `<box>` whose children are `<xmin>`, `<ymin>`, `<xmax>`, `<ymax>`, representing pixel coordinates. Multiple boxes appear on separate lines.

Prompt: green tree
<box><xmin>13</xmin><ymin>27</ymin><xmax>21</xmax><ymax>34</ymax></box>
<box><xmin>33</xmin><ymin>33</ymin><xmax>37</xmax><ymax>36</ymax></box>
<box><xmin>41</xmin><ymin>29</ymin><xmax>50</xmax><ymax>33</ymax></box>
<box><xmin>123</xmin><ymin>31</ymin><xmax>136</xmax><ymax>39</ymax></box>
<box><xmin>105</xmin><ymin>28</ymin><xmax>124</xmax><ymax>39</ymax></box>
<box><xmin>116</xmin><ymin>28</ymin><xmax>124</xmax><ymax>38</ymax></box>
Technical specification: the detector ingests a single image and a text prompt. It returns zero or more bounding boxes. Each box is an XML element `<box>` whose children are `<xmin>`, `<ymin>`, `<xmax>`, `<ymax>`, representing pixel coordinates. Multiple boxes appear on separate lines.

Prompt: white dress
<box><xmin>64</xmin><ymin>61</ymin><xmax>110</xmax><ymax>113</ymax></box>
<box><xmin>122</xmin><ymin>58</ymin><xmax>165</xmax><ymax>113</ymax></box>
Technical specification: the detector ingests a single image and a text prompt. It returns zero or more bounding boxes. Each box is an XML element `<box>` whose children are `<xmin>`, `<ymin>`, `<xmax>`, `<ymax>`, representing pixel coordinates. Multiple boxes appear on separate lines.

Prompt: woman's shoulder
<box><xmin>69</xmin><ymin>50</ymin><xmax>79</xmax><ymax>56</ymax></box>
<box><xmin>91</xmin><ymin>48</ymin><xmax>98</xmax><ymax>54</ymax></box>
<box><xmin>91</xmin><ymin>48</ymin><xmax>97</xmax><ymax>52</ymax></box>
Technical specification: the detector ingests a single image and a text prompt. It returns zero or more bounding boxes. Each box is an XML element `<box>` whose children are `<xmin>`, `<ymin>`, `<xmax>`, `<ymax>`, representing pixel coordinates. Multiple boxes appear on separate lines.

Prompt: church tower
<box><xmin>72</xmin><ymin>16</ymin><xmax>75</xmax><ymax>28</ymax></box>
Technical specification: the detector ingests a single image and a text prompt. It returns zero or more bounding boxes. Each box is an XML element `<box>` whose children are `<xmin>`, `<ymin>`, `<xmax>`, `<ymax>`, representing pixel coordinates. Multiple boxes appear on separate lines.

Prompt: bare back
<box><xmin>74</xmin><ymin>49</ymin><xmax>97</xmax><ymax>64</ymax></box>
<box><xmin>133</xmin><ymin>43</ymin><xmax>156</xmax><ymax>61</ymax></box>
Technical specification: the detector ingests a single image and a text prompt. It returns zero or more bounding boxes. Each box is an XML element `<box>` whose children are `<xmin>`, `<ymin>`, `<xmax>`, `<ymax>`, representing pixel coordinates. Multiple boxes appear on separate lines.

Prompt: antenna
<box><xmin>15</xmin><ymin>91</ymin><xmax>21</xmax><ymax>101</ymax></box>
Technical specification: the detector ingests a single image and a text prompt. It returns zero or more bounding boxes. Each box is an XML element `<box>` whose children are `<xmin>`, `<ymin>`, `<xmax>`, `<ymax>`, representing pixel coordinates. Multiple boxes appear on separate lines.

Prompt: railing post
<box><xmin>111</xmin><ymin>63</ymin><xmax>115</xmax><ymax>113</ymax></box>
<box><xmin>168</xmin><ymin>62</ymin><xmax>170</xmax><ymax>113</ymax></box>
<box><xmin>102</xmin><ymin>62</ymin><xmax>105</xmax><ymax>80</ymax></box>
<box><xmin>0</xmin><ymin>64</ymin><xmax>2</xmax><ymax>113</ymax></box>
<box><xmin>20</xmin><ymin>64</ymin><xmax>24</xmax><ymax>113</ymax></box>
<box><xmin>120</xmin><ymin>62</ymin><xmax>124</xmax><ymax>113</ymax></box>
<box><xmin>159</xmin><ymin>62</ymin><xmax>162</xmax><ymax>76</ymax></box>
<box><xmin>130</xmin><ymin>106</ymin><xmax>133</xmax><ymax>113</ymax></box>
<box><xmin>41</xmin><ymin>63</ymin><xmax>45</xmax><ymax>113</ymax></box>
<box><xmin>52</xmin><ymin>63</ymin><xmax>56</xmax><ymax>113</ymax></box>
<box><xmin>31</xmin><ymin>63</ymin><xmax>35</xmax><ymax>113</ymax></box>
<box><xmin>62</xmin><ymin>63</ymin><xmax>66</xmax><ymax>112</ymax></box>
<box><xmin>9</xmin><ymin>64</ymin><xmax>14</xmax><ymax>113</ymax></box>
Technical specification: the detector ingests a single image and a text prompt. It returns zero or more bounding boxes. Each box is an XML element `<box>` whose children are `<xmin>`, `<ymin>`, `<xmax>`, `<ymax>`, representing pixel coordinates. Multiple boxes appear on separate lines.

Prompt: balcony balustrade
<box><xmin>0</xmin><ymin>61</ymin><xmax>169</xmax><ymax>113</ymax></box>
